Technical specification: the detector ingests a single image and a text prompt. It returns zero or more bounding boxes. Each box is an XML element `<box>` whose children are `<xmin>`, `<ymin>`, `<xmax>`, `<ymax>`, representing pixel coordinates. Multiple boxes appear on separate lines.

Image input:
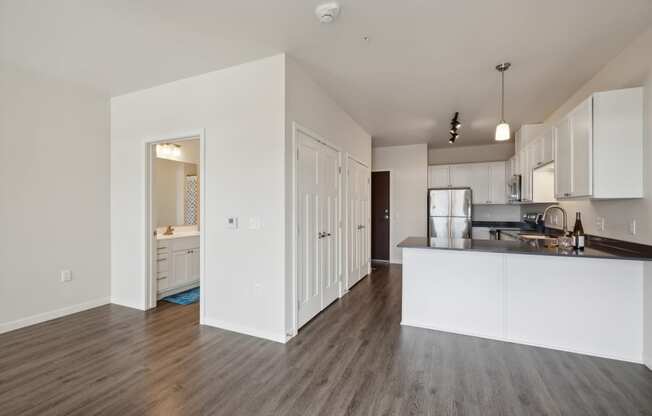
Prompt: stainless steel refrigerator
<box><xmin>428</xmin><ymin>188</ymin><xmax>472</xmax><ymax>239</ymax></box>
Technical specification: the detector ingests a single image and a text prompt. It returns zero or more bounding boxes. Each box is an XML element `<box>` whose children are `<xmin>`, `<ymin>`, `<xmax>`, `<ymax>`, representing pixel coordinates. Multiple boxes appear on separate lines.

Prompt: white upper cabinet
<box><xmin>542</xmin><ymin>127</ymin><xmax>555</xmax><ymax>165</ymax></box>
<box><xmin>554</xmin><ymin>87</ymin><xmax>643</xmax><ymax>199</ymax></box>
<box><xmin>554</xmin><ymin>117</ymin><xmax>572</xmax><ymax>198</ymax></box>
<box><xmin>488</xmin><ymin>162</ymin><xmax>507</xmax><ymax>204</ymax></box>
<box><xmin>428</xmin><ymin>165</ymin><xmax>451</xmax><ymax>188</ymax></box>
<box><xmin>433</xmin><ymin>161</ymin><xmax>506</xmax><ymax>205</ymax></box>
<box><xmin>568</xmin><ymin>97</ymin><xmax>593</xmax><ymax>197</ymax></box>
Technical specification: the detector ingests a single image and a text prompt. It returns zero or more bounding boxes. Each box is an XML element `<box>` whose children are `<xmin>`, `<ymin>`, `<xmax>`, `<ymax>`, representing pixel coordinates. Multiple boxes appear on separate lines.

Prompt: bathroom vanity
<box><xmin>156</xmin><ymin>232</ymin><xmax>200</xmax><ymax>299</ymax></box>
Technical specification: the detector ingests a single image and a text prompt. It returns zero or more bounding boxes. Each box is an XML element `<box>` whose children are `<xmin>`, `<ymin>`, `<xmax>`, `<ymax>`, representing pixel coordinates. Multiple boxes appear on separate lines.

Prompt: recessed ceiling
<box><xmin>2</xmin><ymin>0</ymin><xmax>651</xmax><ymax>148</ymax></box>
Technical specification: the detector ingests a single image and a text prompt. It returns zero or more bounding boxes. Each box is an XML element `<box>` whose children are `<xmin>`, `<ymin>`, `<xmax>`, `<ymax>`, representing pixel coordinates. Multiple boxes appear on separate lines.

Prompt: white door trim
<box><xmin>290</xmin><ymin>122</ymin><xmax>342</xmax><ymax>337</ymax></box>
<box><xmin>145</xmin><ymin>129</ymin><xmax>206</xmax><ymax>324</ymax></box>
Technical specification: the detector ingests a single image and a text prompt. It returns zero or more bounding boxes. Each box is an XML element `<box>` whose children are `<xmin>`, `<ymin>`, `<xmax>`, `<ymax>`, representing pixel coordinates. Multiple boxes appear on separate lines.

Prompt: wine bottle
<box><xmin>573</xmin><ymin>212</ymin><xmax>585</xmax><ymax>250</ymax></box>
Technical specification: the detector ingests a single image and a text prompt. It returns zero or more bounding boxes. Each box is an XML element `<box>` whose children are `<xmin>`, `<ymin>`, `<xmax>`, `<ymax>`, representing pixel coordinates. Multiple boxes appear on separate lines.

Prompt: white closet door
<box><xmin>319</xmin><ymin>143</ymin><xmax>340</xmax><ymax>308</ymax></box>
<box><xmin>348</xmin><ymin>158</ymin><xmax>369</xmax><ymax>288</ymax></box>
<box><xmin>297</xmin><ymin>132</ymin><xmax>321</xmax><ymax>327</ymax></box>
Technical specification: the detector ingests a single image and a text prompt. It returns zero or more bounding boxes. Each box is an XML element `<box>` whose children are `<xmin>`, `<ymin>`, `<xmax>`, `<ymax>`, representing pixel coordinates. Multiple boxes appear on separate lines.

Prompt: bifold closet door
<box><xmin>348</xmin><ymin>158</ymin><xmax>370</xmax><ymax>288</ymax></box>
<box><xmin>319</xmin><ymin>144</ymin><xmax>339</xmax><ymax>309</ymax></box>
<box><xmin>297</xmin><ymin>130</ymin><xmax>340</xmax><ymax>329</ymax></box>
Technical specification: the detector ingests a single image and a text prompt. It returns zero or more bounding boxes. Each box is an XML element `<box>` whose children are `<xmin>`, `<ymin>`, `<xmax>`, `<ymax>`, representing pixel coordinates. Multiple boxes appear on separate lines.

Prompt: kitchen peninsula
<box><xmin>398</xmin><ymin>236</ymin><xmax>652</xmax><ymax>364</ymax></box>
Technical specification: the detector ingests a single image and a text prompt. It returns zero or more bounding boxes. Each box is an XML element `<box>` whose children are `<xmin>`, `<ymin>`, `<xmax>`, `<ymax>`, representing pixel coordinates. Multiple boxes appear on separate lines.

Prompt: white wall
<box><xmin>284</xmin><ymin>56</ymin><xmax>372</xmax><ymax>332</ymax></box>
<box><xmin>372</xmin><ymin>144</ymin><xmax>428</xmax><ymax>263</ymax></box>
<box><xmin>428</xmin><ymin>142</ymin><xmax>514</xmax><ymax>165</ymax></box>
<box><xmin>0</xmin><ymin>64</ymin><xmax>110</xmax><ymax>333</ymax></box>
<box><xmin>111</xmin><ymin>55</ymin><xmax>287</xmax><ymax>342</ymax></box>
<box><xmin>545</xmin><ymin>25</ymin><xmax>652</xmax><ymax>245</ymax></box>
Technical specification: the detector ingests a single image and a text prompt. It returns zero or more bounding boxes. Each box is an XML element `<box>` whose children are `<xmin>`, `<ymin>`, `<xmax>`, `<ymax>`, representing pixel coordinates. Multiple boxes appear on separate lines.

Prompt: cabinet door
<box><xmin>449</xmin><ymin>164</ymin><xmax>474</xmax><ymax>188</ymax></box>
<box><xmin>519</xmin><ymin>148</ymin><xmax>530</xmax><ymax>202</ymax></box>
<box><xmin>471</xmin><ymin>164</ymin><xmax>490</xmax><ymax>204</ymax></box>
<box><xmin>428</xmin><ymin>165</ymin><xmax>450</xmax><ymax>188</ymax></box>
<box><xmin>554</xmin><ymin>118</ymin><xmax>572</xmax><ymax>198</ymax></box>
<box><xmin>569</xmin><ymin>98</ymin><xmax>593</xmax><ymax>197</ymax></box>
<box><xmin>489</xmin><ymin>162</ymin><xmax>506</xmax><ymax>204</ymax></box>
<box><xmin>189</xmin><ymin>248</ymin><xmax>200</xmax><ymax>282</ymax></box>
<box><xmin>542</xmin><ymin>127</ymin><xmax>554</xmax><ymax>164</ymax></box>
<box><xmin>532</xmin><ymin>137</ymin><xmax>544</xmax><ymax>169</ymax></box>
<box><xmin>171</xmin><ymin>249</ymin><xmax>189</xmax><ymax>286</ymax></box>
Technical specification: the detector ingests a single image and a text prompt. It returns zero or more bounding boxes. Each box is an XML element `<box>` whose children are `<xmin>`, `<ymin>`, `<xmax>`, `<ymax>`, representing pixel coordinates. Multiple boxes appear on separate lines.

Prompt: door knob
<box><xmin>384</xmin><ymin>215</ymin><xmax>389</xmax><ymax>220</ymax></box>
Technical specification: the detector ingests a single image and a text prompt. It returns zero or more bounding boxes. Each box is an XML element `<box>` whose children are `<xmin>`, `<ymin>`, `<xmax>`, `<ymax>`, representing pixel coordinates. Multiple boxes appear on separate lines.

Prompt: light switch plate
<box><xmin>60</xmin><ymin>270</ymin><xmax>72</xmax><ymax>282</ymax></box>
<box><xmin>226</xmin><ymin>217</ymin><xmax>238</xmax><ymax>229</ymax></box>
<box><xmin>248</xmin><ymin>217</ymin><xmax>262</xmax><ymax>230</ymax></box>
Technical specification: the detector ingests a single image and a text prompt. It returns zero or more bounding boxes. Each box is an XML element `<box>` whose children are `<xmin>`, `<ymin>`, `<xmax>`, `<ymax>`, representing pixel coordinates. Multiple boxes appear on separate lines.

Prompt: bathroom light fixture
<box><xmin>156</xmin><ymin>143</ymin><xmax>181</xmax><ymax>158</ymax></box>
<box><xmin>495</xmin><ymin>62</ymin><xmax>511</xmax><ymax>141</ymax></box>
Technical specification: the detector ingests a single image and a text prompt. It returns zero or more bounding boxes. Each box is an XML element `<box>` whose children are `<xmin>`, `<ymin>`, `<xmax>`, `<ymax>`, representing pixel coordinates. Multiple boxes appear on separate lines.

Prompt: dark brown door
<box><xmin>371</xmin><ymin>171</ymin><xmax>390</xmax><ymax>261</ymax></box>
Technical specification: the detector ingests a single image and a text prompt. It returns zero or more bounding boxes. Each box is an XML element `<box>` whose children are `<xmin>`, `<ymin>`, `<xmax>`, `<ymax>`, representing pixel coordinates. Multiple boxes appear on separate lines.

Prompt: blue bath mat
<box><xmin>163</xmin><ymin>287</ymin><xmax>200</xmax><ymax>305</ymax></box>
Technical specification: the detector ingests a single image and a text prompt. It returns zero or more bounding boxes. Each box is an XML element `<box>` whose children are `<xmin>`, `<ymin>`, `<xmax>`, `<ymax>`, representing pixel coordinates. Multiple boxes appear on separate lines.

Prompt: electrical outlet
<box><xmin>595</xmin><ymin>217</ymin><xmax>605</xmax><ymax>232</ymax></box>
<box><xmin>629</xmin><ymin>219</ymin><xmax>637</xmax><ymax>235</ymax></box>
<box><xmin>60</xmin><ymin>269</ymin><xmax>72</xmax><ymax>282</ymax></box>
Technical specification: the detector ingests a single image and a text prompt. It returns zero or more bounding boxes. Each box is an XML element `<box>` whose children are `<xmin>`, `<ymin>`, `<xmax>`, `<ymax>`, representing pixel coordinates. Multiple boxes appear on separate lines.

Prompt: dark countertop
<box><xmin>397</xmin><ymin>237</ymin><xmax>652</xmax><ymax>261</ymax></box>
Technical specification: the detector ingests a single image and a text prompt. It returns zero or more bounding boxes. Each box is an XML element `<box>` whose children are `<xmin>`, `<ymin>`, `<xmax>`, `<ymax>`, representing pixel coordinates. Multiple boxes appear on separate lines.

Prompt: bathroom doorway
<box><xmin>146</xmin><ymin>134</ymin><xmax>204</xmax><ymax>316</ymax></box>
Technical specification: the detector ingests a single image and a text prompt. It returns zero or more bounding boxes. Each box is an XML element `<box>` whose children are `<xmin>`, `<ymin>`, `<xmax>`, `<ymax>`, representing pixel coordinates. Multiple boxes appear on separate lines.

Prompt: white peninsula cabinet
<box><xmin>428</xmin><ymin>161</ymin><xmax>506</xmax><ymax>204</ymax></box>
<box><xmin>554</xmin><ymin>87</ymin><xmax>644</xmax><ymax>199</ymax></box>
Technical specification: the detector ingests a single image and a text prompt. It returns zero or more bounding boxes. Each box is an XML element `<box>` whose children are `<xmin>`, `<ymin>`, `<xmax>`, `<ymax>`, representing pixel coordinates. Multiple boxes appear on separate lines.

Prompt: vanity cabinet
<box><xmin>554</xmin><ymin>87</ymin><xmax>643</xmax><ymax>199</ymax></box>
<box><xmin>428</xmin><ymin>161</ymin><xmax>506</xmax><ymax>204</ymax></box>
<box><xmin>157</xmin><ymin>235</ymin><xmax>200</xmax><ymax>298</ymax></box>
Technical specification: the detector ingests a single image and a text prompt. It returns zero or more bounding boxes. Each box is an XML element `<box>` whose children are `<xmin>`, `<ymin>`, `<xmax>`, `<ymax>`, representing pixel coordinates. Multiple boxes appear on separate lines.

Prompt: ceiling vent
<box><xmin>315</xmin><ymin>2</ymin><xmax>340</xmax><ymax>23</ymax></box>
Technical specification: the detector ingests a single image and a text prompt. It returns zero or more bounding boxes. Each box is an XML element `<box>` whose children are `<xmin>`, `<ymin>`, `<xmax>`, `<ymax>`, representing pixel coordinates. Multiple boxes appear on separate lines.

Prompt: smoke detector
<box><xmin>315</xmin><ymin>2</ymin><xmax>340</xmax><ymax>23</ymax></box>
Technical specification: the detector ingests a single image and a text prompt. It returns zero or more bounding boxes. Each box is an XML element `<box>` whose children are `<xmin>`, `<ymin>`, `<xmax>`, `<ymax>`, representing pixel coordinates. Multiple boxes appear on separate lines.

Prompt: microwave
<box><xmin>508</xmin><ymin>174</ymin><xmax>522</xmax><ymax>202</ymax></box>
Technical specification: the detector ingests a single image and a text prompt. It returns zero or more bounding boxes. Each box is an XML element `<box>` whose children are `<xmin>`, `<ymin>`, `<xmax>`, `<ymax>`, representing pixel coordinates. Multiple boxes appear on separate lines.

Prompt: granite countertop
<box><xmin>397</xmin><ymin>237</ymin><xmax>652</xmax><ymax>261</ymax></box>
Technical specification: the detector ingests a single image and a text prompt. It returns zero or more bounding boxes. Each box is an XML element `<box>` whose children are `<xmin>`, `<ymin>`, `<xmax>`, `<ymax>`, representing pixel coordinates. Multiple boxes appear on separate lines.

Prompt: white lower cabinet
<box><xmin>157</xmin><ymin>235</ymin><xmax>200</xmax><ymax>298</ymax></box>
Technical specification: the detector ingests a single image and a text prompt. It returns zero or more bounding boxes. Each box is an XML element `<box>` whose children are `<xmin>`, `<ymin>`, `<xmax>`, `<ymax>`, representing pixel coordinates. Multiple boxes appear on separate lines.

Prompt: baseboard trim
<box><xmin>202</xmin><ymin>317</ymin><xmax>288</xmax><ymax>344</ymax></box>
<box><xmin>401</xmin><ymin>320</ymin><xmax>642</xmax><ymax>365</ymax></box>
<box><xmin>0</xmin><ymin>297</ymin><xmax>110</xmax><ymax>335</ymax></box>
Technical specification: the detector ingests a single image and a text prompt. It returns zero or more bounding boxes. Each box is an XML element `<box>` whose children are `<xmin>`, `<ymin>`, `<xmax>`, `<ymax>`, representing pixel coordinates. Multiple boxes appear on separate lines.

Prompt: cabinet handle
<box><xmin>157</xmin><ymin>275</ymin><xmax>167</xmax><ymax>280</ymax></box>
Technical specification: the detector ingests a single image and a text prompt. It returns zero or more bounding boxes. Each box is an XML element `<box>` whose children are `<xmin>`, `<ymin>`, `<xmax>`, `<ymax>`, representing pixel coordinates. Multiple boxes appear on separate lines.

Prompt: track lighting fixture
<box><xmin>449</xmin><ymin>112</ymin><xmax>461</xmax><ymax>143</ymax></box>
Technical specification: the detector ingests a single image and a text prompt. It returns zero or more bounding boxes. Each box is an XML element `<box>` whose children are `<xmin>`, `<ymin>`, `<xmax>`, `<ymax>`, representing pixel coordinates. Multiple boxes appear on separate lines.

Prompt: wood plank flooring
<box><xmin>1</xmin><ymin>263</ymin><xmax>652</xmax><ymax>415</ymax></box>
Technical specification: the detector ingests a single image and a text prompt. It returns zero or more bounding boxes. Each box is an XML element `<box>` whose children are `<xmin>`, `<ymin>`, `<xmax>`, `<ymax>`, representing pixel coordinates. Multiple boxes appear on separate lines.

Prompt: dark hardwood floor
<box><xmin>2</xmin><ymin>264</ymin><xmax>652</xmax><ymax>415</ymax></box>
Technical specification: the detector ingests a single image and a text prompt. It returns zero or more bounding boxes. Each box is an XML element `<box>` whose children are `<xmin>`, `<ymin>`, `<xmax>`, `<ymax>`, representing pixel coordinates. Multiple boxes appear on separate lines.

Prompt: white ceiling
<box><xmin>2</xmin><ymin>0</ymin><xmax>651</xmax><ymax>147</ymax></box>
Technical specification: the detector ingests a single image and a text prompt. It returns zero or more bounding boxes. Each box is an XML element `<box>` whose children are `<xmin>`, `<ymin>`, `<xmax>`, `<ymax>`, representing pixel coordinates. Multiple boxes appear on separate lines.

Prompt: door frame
<box><xmin>145</xmin><ymin>130</ymin><xmax>206</xmax><ymax>323</ymax></box>
<box><xmin>370</xmin><ymin>170</ymin><xmax>391</xmax><ymax>262</ymax></box>
<box><xmin>290</xmin><ymin>122</ymin><xmax>343</xmax><ymax>336</ymax></box>
<box><xmin>346</xmin><ymin>156</ymin><xmax>371</xmax><ymax>290</ymax></box>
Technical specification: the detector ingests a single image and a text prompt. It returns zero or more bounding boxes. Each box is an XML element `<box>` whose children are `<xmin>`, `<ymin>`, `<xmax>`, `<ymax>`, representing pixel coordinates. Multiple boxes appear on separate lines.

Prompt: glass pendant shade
<box><xmin>495</xmin><ymin>122</ymin><xmax>510</xmax><ymax>141</ymax></box>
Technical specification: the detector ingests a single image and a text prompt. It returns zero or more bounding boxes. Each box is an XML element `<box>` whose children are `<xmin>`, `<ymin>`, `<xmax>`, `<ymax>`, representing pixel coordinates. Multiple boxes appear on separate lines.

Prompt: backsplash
<box><xmin>472</xmin><ymin>205</ymin><xmax>521</xmax><ymax>222</ymax></box>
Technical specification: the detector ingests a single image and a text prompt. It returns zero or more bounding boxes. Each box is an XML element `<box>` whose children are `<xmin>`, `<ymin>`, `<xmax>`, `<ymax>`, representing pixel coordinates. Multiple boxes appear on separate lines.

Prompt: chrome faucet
<box><xmin>543</xmin><ymin>205</ymin><xmax>568</xmax><ymax>235</ymax></box>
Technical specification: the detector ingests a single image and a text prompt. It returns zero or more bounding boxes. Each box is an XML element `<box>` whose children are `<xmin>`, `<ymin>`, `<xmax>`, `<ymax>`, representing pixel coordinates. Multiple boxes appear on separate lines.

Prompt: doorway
<box><xmin>371</xmin><ymin>171</ymin><xmax>390</xmax><ymax>262</ymax></box>
<box><xmin>147</xmin><ymin>135</ymin><xmax>203</xmax><ymax>314</ymax></box>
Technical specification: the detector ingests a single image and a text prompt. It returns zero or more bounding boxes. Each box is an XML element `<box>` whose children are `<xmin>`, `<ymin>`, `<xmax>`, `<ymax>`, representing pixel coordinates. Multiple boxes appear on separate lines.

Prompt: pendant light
<box><xmin>495</xmin><ymin>62</ymin><xmax>511</xmax><ymax>141</ymax></box>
